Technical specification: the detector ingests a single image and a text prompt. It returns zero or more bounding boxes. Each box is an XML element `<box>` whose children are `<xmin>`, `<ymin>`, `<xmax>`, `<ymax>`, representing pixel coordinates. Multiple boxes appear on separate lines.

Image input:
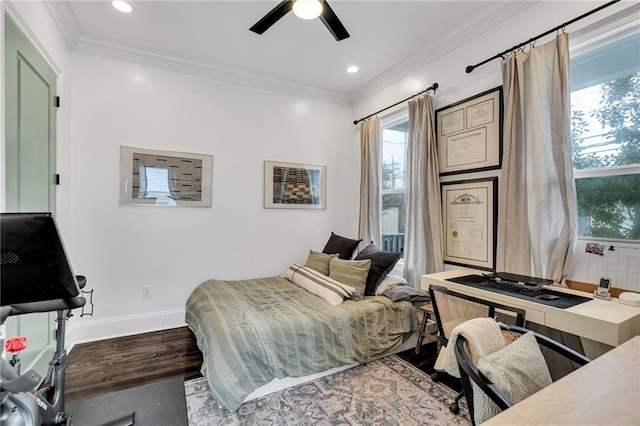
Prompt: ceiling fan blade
<box><xmin>249</xmin><ymin>0</ymin><xmax>293</xmax><ymax>34</ymax></box>
<box><xmin>319</xmin><ymin>1</ymin><xmax>350</xmax><ymax>41</ymax></box>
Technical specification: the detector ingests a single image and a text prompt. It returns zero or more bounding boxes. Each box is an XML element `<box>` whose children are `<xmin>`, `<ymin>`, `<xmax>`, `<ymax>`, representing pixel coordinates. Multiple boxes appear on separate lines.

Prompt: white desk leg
<box><xmin>581</xmin><ymin>337</ymin><xmax>613</xmax><ymax>359</ymax></box>
<box><xmin>433</xmin><ymin>345</ymin><xmax>447</xmax><ymax>371</ymax></box>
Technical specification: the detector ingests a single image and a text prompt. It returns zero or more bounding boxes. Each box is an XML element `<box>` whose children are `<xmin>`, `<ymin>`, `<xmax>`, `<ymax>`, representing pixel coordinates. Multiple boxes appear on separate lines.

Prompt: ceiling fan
<box><xmin>249</xmin><ymin>0</ymin><xmax>350</xmax><ymax>41</ymax></box>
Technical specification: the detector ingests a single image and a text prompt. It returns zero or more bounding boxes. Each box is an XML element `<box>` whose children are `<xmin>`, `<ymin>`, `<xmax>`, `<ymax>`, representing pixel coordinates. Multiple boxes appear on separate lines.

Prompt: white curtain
<box><xmin>405</xmin><ymin>95</ymin><xmax>444</xmax><ymax>287</ymax></box>
<box><xmin>498</xmin><ymin>33</ymin><xmax>578</xmax><ymax>283</ymax></box>
<box><xmin>358</xmin><ymin>117</ymin><xmax>382</xmax><ymax>248</ymax></box>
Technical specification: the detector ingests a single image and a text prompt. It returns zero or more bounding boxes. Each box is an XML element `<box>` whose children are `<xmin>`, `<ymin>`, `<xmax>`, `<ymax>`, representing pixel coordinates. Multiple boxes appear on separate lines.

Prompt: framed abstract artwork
<box><xmin>120</xmin><ymin>146</ymin><xmax>213</xmax><ymax>207</ymax></box>
<box><xmin>264</xmin><ymin>161</ymin><xmax>326</xmax><ymax>209</ymax></box>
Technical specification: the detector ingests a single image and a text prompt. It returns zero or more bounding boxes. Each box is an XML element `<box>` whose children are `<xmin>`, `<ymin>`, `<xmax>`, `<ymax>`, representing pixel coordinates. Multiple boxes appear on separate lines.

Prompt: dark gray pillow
<box><xmin>354</xmin><ymin>243</ymin><xmax>402</xmax><ymax>296</ymax></box>
<box><xmin>381</xmin><ymin>285</ymin><xmax>430</xmax><ymax>302</ymax></box>
<box><xmin>322</xmin><ymin>232</ymin><xmax>362</xmax><ymax>260</ymax></box>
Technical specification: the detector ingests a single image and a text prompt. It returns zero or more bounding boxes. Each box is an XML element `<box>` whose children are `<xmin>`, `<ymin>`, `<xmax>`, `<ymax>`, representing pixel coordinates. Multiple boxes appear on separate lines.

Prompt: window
<box><xmin>570</xmin><ymin>28</ymin><xmax>640</xmax><ymax>241</ymax></box>
<box><xmin>138</xmin><ymin>165</ymin><xmax>176</xmax><ymax>204</ymax></box>
<box><xmin>381</xmin><ymin>119</ymin><xmax>409</xmax><ymax>252</ymax></box>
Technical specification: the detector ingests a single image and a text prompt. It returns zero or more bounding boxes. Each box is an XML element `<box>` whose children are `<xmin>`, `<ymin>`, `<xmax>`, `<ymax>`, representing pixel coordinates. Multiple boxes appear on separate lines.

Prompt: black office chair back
<box><xmin>454</xmin><ymin>323</ymin><xmax>591</xmax><ymax>425</ymax></box>
<box><xmin>427</xmin><ymin>285</ymin><xmax>526</xmax><ymax>417</ymax></box>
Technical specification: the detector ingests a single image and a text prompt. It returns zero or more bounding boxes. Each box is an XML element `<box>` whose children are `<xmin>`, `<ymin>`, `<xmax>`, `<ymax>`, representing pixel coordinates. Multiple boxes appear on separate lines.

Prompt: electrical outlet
<box><xmin>143</xmin><ymin>285</ymin><xmax>152</xmax><ymax>299</ymax></box>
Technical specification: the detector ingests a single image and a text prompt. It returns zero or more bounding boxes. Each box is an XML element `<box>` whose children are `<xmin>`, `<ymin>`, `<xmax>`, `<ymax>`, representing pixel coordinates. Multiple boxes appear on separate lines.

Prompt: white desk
<box><xmin>483</xmin><ymin>336</ymin><xmax>640</xmax><ymax>425</ymax></box>
<box><xmin>422</xmin><ymin>269</ymin><xmax>640</xmax><ymax>357</ymax></box>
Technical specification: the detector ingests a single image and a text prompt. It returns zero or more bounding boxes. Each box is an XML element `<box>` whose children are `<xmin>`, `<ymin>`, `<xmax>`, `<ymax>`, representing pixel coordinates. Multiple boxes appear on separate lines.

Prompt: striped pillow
<box><xmin>283</xmin><ymin>264</ymin><xmax>356</xmax><ymax>305</ymax></box>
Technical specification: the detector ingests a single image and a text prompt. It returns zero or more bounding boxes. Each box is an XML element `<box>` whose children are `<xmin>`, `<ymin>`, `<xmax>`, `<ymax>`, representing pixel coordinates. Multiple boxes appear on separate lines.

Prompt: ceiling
<box><xmin>46</xmin><ymin>1</ymin><xmax>537</xmax><ymax>104</ymax></box>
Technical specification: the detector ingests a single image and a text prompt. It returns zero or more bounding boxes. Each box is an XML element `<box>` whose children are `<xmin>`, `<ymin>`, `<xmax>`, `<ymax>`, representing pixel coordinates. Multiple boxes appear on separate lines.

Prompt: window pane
<box><xmin>576</xmin><ymin>174</ymin><xmax>640</xmax><ymax>240</ymax></box>
<box><xmin>570</xmin><ymin>33</ymin><xmax>640</xmax><ymax>170</ymax></box>
<box><xmin>382</xmin><ymin>193</ymin><xmax>405</xmax><ymax>252</ymax></box>
<box><xmin>382</xmin><ymin>122</ymin><xmax>408</xmax><ymax>190</ymax></box>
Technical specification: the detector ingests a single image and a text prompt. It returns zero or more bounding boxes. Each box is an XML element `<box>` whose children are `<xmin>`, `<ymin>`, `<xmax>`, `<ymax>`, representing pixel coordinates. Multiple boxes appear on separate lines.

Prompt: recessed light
<box><xmin>112</xmin><ymin>1</ymin><xmax>132</xmax><ymax>13</ymax></box>
<box><xmin>346</xmin><ymin>66</ymin><xmax>359</xmax><ymax>74</ymax></box>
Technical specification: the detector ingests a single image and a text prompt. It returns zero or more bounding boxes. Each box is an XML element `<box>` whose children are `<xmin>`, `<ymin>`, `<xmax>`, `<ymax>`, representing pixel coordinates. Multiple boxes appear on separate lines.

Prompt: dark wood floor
<box><xmin>64</xmin><ymin>326</ymin><xmax>453</xmax><ymax>403</ymax></box>
<box><xmin>65</xmin><ymin>327</ymin><xmax>203</xmax><ymax>402</ymax></box>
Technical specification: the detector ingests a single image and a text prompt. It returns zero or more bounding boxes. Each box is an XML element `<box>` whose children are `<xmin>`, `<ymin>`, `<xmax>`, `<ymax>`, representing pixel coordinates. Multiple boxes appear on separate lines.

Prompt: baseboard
<box><xmin>66</xmin><ymin>308</ymin><xmax>187</xmax><ymax>351</ymax></box>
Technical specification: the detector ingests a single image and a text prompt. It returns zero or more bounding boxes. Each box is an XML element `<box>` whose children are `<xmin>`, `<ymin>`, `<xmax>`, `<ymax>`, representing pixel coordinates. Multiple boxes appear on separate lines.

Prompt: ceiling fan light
<box><xmin>293</xmin><ymin>0</ymin><xmax>323</xmax><ymax>20</ymax></box>
<box><xmin>112</xmin><ymin>1</ymin><xmax>132</xmax><ymax>13</ymax></box>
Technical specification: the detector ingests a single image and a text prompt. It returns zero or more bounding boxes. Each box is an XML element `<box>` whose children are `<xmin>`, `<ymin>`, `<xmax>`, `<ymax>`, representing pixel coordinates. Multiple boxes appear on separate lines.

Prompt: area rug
<box><xmin>185</xmin><ymin>355</ymin><xmax>469</xmax><ymax>425</ymax></box>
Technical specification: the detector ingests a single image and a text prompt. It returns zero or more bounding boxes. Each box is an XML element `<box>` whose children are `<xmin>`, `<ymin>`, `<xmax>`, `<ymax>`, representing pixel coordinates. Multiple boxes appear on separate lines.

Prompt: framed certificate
<box><xmin>436</xmin><ymin>87</ymin><xmax>503</xmax><ymax>175</ymax></box>
<box><xmin>441</xmin><ymin>177</ymin><xmax>497</xmax><ymax>271</ymax></box>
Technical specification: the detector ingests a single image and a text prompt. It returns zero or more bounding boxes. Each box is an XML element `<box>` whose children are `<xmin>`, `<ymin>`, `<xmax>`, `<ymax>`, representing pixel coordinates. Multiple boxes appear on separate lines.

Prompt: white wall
<box><xmin>352</xmin><ymin>0</ymin><xmax>638</xmax><ymax>288</ymax></box>
<box><xmin>66</xmin><ymin>53</ymin><xmax>358</xmax><ymax>343</ymax></box>
<box><xmin>5</xmin><ymin>1</ymin><xmax>358</xmax><ymax>345</ymax></box>
<box><xmin>7</xmin><ymin>1</ymin><xmax>637</xmax><ymax>347</ymax></box>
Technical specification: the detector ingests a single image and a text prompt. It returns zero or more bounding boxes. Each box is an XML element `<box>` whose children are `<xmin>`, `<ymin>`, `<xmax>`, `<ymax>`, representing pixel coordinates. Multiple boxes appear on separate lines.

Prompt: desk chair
<box><xmin>428</xmin><ymin>285</ymin><xmax>525</xmax><ymax>415</ymax></box>
<box><xmin>454</xmin><ymin>323</ymin><xmax>590</xmax><ymax>425</ymax></box>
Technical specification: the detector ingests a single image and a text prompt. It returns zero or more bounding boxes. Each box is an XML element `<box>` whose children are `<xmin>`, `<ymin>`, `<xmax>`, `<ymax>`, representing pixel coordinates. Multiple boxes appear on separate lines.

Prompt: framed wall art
<box><xmin>264</xmin><ymin>161</ymin><xmax>326</xmax><ymax>209</ymax></box>
<box><xmin>120</xmin><ymin>146</ymin><xmax>213</xmax><ymax>207</ymax></box>
<box><xmin>435</xmin><ymin>86</ymin><xmax>503</xmax><ymax>175</ymax></box>
<box><xmin>441</xmin><ymin>177</ymin><xmax>497</xmax><ymax>271</ymax></box>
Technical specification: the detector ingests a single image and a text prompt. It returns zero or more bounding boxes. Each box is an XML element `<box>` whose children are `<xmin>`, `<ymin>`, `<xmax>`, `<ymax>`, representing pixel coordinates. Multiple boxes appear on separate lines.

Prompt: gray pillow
<box><xmin>381</xmin><ymin>285</ymin><xmax>430</xmax><ymax>302</ymax></box>
<box><xmin>354</xmin><ymin>243</ymin><xmax>402</xmax><ymax>296</ymax></box>
<box><xmin>304</xmin><ymin>250</ymin><xmax>338</xmax><ymax>276</ymax></box>
<box><xmin>328</xmin><ymin>258</ymin><xmax>371</xmax><ymax>301</ymax></box>
<box><xmin>473</xmin><ymin>331</ymin><xmax>553</xmax><ymax>424</ymax></box>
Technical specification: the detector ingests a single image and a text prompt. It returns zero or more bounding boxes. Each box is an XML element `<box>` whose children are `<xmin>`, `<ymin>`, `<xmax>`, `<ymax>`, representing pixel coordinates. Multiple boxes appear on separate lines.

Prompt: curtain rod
<box><xmin>465</xmin><ymin>0</ymin><xmax>620</xmax><ymax>73</ymax></box>
<box><xmin>353</xmin><ymin>82</ymin><xmax>439</xmax><ymax>125</ymax></box>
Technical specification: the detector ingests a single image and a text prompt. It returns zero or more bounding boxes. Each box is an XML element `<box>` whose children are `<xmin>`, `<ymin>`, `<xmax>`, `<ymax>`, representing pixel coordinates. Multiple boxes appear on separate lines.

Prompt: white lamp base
<box><xmin>619</xmin><ymin>292</ymin><xmax>640</xmax><ymax>307</ymax></box>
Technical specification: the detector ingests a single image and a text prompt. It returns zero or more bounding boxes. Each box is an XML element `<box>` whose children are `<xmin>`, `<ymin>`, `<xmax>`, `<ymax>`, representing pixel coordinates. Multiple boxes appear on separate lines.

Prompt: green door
<box><xmin>4</xmin><ymin>14</ymin><xmax>58</xmax><ymax>376</ymax></box>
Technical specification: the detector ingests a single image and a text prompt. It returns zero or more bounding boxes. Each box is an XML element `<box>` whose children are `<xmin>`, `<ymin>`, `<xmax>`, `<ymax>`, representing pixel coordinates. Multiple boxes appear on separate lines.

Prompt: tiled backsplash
<box><xmin>574</xmin><ymin>242</ymin><xmax>640</xmax><ymax>291</ymax></box>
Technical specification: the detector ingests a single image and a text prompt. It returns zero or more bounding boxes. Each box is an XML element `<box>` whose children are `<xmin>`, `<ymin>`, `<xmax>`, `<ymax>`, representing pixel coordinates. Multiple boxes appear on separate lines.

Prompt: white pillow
<box><xmin>389</xmin><ymin>258</ymin><xmax>404</xmax><ymax>277</ymax></box>
<box><xmin>283</xmin><ymin>264</ymin><xmax>356</xmax><ymax>305</ymax></box>
<box><xmin>374</xmin><ymin>274</ymin><xmax>408</xmax><ymax>295</ymax></box>
<box><xmin>473</xmin><ymin>331</ymin><xmax>553</xmax><ymax>424</ymax></box>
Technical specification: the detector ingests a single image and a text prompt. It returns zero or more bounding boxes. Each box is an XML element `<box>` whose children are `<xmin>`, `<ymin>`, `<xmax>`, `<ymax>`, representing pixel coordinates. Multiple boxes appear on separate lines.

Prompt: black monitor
<box><xmin>1</xmin><ymin>212</ymin><xmax>80</xmax><ymax>306</ymax></box>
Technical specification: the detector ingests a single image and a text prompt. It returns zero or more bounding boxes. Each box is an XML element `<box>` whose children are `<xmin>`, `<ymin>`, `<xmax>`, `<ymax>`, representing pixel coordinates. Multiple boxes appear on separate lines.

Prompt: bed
<box><xmin>185</xmin><ymin>274</ymin><xmax>420</xmax><ymax>412</ymax></box>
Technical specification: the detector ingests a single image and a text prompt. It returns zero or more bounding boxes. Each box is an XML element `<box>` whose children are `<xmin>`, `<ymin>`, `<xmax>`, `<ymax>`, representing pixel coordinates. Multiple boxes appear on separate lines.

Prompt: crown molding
<box><xmin>42</xmin><ymin>0</ymin><xmax>541</xmax><ymax>107</ymax></box>
<box><xmin>43</xmin><ymin>0</ymin><xmax>82</xmax><ymax>49</ymax></box>
<box><xmin>44</xmin><ymin>0</ymin><xmax>350</xmax><ymax>105</ymax></box>
<box><xmin>73</xmin><ymin>35</ymin><xmax>351</xmax><ymax>106</ymax></box>
<box><xmin>351</xmin><ymin>1</ymin><xmax>536</xmax><ymax>105</ymax></box>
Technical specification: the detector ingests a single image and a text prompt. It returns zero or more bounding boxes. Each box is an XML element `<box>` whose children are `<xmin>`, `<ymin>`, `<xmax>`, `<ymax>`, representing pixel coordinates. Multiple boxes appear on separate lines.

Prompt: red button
<box><xmin>5</xmin><ymin>336</ymin><xmax>28</xmax><ymax>352</ymax></box>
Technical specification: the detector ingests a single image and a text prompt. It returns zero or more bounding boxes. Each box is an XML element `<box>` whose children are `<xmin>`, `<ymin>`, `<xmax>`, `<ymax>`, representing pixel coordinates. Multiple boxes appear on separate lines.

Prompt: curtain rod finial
<box><xmin>353</xmin><ymin>120</ymin><xmax>359</xmax><ymax>125</ymax></box>
<box><xmin>465</xmin><ymin>65</ymin><xmax>475</xmax><ymax>74</ymax></box>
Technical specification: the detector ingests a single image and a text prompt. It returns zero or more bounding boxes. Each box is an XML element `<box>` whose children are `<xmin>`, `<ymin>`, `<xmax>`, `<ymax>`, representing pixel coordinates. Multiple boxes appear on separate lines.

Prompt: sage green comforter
<box><xmin>185</xmin><ymin>275</ymin><xmax>418</xmax><ymax>412</ymax></box>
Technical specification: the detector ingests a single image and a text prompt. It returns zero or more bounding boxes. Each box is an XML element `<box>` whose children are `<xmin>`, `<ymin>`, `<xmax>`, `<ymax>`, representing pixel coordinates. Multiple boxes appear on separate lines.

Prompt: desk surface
<box><xmin>422</xmin><ymin>270</ymin><xmax>640</xmax><ymax>348</ymax></box>
<box><xmin>483</xmin><ymin>336</ymin><xmax>640</xmax><ymax>425</ymax></box>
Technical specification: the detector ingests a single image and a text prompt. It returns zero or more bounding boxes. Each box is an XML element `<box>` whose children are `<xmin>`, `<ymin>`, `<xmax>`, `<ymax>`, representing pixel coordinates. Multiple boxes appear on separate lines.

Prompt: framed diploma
<box><xmin>436</xmin><ymin>87</ymin><xmax>503</xmax><ymax>175</ymax></box>
<box><xmin>441</xmin><ymin>177</ymin><xmax>497</xmax><ymax>271</ymax></box>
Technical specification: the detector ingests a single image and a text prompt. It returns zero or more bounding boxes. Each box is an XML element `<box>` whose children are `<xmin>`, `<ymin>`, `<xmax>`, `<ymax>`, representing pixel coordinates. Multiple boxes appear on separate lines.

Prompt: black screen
<box><xmin>1</xmin><ymin>213</ymin><xmax>80</xmax><ymax>305</ymax></box>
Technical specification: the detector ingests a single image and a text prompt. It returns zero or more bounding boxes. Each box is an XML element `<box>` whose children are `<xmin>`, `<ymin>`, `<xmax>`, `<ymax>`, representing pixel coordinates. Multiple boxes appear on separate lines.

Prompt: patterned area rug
<box><xmin>185</xmin><ymin>355</ymin><xmax>470</xmax><ymax>425</ymax></box>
